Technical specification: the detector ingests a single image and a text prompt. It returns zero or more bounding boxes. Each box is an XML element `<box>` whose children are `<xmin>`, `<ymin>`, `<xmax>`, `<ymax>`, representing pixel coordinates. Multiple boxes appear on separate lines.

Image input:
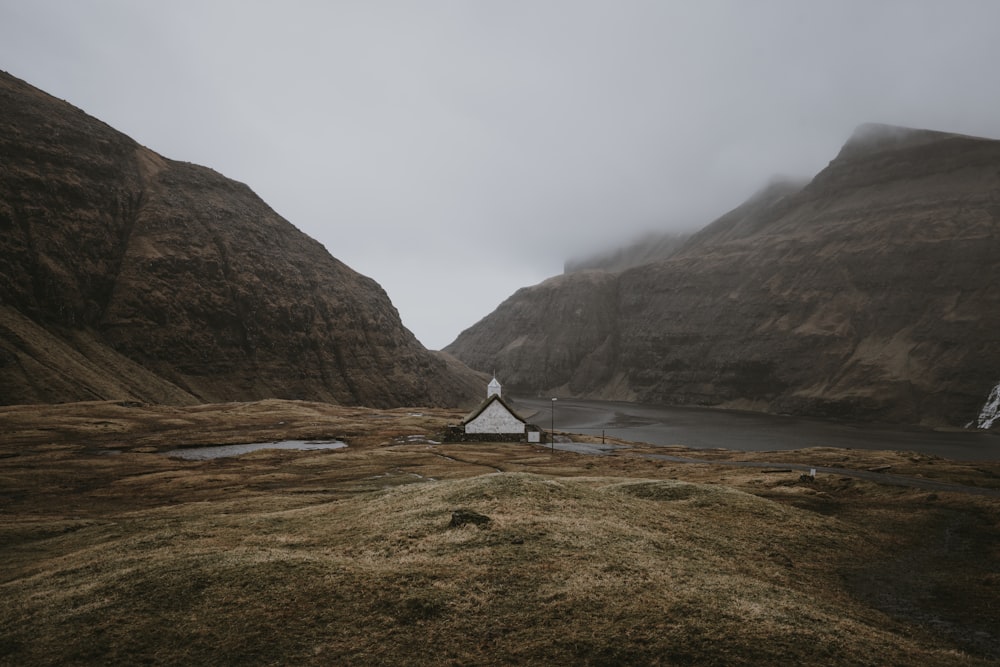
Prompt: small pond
<box><xmin>163</xmin><ymin>439</ymin><xmax>346</xmax><ymax>460</ymax></box>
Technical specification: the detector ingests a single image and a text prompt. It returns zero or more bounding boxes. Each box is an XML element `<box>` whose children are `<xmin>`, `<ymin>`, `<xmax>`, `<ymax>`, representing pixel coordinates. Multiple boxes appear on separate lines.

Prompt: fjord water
<box><xmin>515</xmin><ymin>398</ymin><xmax>1000</xmax><ymax>461</ymax></box>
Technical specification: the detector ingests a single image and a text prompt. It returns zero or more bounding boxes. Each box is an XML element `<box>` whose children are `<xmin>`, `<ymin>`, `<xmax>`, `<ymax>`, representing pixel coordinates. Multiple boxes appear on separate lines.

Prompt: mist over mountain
<box><xmin>0</xmin><ymin>71</ymin><xmax>482</xmax><ymax>408</ymax></box>
<box><xmin>564</xmin><ymin>231</ymin><xmax>690</xmax><ymax>274</ymax></box>
<box><xmin>563</xmin><ymin>178</ymin><xmax>810</xmax><ymax>275</ymax></box>
<box><xmin>445</xmin><ymin>124</ymin><xmax>1000</xmax><ymax>427</ymax></box>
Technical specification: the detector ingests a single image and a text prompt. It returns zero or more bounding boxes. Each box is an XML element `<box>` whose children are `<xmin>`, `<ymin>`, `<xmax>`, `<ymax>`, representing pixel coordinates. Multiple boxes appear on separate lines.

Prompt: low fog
<box><xmin>3</xmin><ymin>1</ymin><xmax>1000</xmax><ymax>349</ymax></box>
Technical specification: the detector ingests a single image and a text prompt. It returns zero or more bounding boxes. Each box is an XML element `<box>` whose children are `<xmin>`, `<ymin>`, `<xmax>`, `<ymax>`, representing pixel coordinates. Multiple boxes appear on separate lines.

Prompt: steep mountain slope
<box><xmin>445</xmin><ymin>124</ymin><xmax>1000</xmax><ymax>426</ymax></box>
<box><xmin>0</xmin><ymin>70</ymin><xmax>481</xmax><ymax>408</ymax></box>
<box><xmin>447</xmin><ymin>271</ymin><xmax>624</xmax><ymax>398</ymax></box>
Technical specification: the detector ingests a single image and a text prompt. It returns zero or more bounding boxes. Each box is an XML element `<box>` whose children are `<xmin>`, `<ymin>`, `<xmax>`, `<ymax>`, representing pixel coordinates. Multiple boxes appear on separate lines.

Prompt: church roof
<box><xmin>460</xmin><ymin>393</ymin><xmax>526</xmax><ymax>426</ymax></box>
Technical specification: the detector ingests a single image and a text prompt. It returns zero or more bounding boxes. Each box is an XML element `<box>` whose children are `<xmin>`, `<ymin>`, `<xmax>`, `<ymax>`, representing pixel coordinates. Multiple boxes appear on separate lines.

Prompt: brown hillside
<box><xmin>0</xmin><ymin>70</ymin><xmax>481</xmax><ymax>408</ymax></box>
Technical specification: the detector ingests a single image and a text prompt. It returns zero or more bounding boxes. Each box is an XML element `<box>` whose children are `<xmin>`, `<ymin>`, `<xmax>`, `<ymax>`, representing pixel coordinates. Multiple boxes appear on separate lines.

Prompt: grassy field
<box><xmin>2</xmin><ymin>400</ymin><xmax>999</xmax><ymax>665</ymax></box>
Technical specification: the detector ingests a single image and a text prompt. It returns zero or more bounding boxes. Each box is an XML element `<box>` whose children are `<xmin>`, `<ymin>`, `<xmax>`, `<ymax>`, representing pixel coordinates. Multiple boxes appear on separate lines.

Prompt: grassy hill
<box><xmin>2</xmin><ymin>401</ymin><xmax>998</xmax><ymax>665</ymax></box>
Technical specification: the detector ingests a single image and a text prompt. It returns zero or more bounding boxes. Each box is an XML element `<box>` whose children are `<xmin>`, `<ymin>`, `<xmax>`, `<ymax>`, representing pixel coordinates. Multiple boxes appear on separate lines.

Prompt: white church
<box><xmin>455</xmin><ymin>377</ymin><xmax>543</xmax><ymax>443</ymax></box>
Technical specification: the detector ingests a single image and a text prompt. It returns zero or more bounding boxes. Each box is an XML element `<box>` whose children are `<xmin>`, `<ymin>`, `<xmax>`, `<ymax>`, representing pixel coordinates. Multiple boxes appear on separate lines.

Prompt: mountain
<box><xmin>0</xmin><ymin>70</ymin><xmax>482</xmax><ymax>408</ymax></box>
<box><xmin>445</xmin><ymin>124</ymin><xmax>1000</xmax><ymax>427</ymax></box>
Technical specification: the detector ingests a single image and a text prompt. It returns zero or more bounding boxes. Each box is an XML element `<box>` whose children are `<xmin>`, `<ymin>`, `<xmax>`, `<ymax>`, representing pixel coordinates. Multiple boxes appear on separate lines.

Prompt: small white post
<box><xmin>550</xmin><ymin>397</ymin><xmax>558</xmax><ymax>452</ymax></box>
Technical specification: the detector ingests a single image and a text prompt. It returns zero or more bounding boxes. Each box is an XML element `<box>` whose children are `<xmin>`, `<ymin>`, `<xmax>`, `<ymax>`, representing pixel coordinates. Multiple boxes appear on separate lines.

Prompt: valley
<box><xmin>2</xmin><ymin>13</ymin><xmax>1000</xmax><ymax>666</ymax></box>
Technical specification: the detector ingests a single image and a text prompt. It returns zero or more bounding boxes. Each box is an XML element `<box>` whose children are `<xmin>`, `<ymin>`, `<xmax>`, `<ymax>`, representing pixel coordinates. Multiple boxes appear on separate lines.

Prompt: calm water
<box><xmin>164</xmin><ymin>439</ymin><xmax>346</xmax><ymax>460</ymax></box>
<box><xmin>513</xmin><ymin>397</ymin><xmax>1000</xmax><ymax>461</ymax></box>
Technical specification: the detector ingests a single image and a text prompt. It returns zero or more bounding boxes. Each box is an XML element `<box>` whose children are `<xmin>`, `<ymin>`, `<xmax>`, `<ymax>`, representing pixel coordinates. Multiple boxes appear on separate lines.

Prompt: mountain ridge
<box><xmin>0</xmin><ymin>70</ymin><xmax>482</xmax><ymax>408</ymax></box>
<box><xmin>445</xmin><ymin>123</ymin><xmax>1000</xmax><ymax>427</ymax></box>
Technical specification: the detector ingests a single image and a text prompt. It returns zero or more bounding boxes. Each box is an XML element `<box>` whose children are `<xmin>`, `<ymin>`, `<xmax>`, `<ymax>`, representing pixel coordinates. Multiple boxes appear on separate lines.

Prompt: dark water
<box><xmin>513</xmin><ymin>397</ymin><xmax>1000</xmax><ymax>461</ymax></box>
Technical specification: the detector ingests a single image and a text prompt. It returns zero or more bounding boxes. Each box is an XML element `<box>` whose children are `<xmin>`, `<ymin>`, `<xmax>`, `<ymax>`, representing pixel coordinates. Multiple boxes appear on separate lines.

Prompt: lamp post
<box><xmin>550</xmin><ymin>397</ymin><xmax>557</xmax><ymax>451</ymax></box>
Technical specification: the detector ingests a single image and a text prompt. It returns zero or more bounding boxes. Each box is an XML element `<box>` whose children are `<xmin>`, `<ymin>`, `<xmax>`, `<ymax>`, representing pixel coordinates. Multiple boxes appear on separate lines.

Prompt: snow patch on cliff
<box><xmin>977</xmin><ymin>381</ymin><xmax>1000</xmax><ymax>429</ymax></box>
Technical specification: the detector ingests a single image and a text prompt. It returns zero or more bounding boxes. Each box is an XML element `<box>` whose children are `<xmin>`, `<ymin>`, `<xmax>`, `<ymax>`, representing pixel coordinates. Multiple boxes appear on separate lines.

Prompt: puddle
<box><xmin>163</xmin><ymin>440</ymin><xmax>346</xmax><ymax>460</ymax></box>
<box><xmin>550</xmin><ymin>441</ymin><xmax>629</xmax><ymax>456</ymax></box>
<box><xmin>392</xmin><ymin>434</ymin><xmax>441</xmax><ymax>445</ymax></box>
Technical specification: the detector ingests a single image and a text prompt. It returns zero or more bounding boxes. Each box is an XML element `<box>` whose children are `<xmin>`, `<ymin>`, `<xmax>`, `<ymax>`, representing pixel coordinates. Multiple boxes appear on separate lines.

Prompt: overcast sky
<box><xmin>3</xmin><ymin>1</ymin><xmax>1000</xmax><ymax>349</ymax></box>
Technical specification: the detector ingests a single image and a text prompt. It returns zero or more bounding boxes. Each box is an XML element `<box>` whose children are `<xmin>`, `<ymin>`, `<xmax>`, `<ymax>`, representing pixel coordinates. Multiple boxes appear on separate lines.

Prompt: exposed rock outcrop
<box><xmin>0</xmin><ymin>70</ymin><xmax>481</xmax><ymax>408</ymax></box>
<box><xmin>446</xmin><ymin>124</ymin><xmax>1000</xmax><ymax>427</ymax></box>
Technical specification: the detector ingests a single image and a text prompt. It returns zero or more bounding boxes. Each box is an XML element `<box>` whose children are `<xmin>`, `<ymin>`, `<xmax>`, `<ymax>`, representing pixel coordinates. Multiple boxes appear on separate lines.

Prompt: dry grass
<box><xmin>2</xmin><ymin>400</ymin><xmax>999</xmax><ymax>665</ymax></box>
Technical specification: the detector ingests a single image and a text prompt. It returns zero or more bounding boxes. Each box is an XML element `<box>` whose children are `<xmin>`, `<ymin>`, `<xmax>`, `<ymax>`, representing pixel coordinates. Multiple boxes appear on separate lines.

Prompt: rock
<box><xmin>449</xmin><ymin>509</ymin><xmax>491</xmax><ymax>528</ymax></box>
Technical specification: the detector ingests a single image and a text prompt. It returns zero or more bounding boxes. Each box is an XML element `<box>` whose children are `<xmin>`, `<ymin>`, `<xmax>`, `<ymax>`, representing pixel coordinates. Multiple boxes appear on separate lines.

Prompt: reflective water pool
<box><xmin>163</xmin><ymin>440</ymin><xmax>346</xmax><ymax>460</ymax></box>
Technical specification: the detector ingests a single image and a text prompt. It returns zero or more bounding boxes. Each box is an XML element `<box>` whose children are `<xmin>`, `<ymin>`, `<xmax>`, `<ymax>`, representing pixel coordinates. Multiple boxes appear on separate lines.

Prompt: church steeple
<box><xmin>487</xmin><ymin>376</ymin><xmax>502</xmax><ymax>398</ymax></box>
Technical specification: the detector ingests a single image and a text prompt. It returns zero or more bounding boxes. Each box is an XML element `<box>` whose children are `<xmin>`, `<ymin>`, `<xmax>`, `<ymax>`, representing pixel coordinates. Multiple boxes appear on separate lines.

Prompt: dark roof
<box><xmin>460</xmin><ymin>394</ymin><xmax>527</xmax><ymax>426</ymax></box>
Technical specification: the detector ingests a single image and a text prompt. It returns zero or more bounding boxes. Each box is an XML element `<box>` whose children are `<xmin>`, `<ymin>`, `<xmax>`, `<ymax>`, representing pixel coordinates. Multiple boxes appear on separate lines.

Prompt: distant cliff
<box><xmin>0</xmin><ymin>70</ymin><xmax>481</xmax><ymax>408</ymax></box>
<box><xmin>445</xmin><ymin>124</ymin><xmax>1000</xmax><ymax>427</ymax></box>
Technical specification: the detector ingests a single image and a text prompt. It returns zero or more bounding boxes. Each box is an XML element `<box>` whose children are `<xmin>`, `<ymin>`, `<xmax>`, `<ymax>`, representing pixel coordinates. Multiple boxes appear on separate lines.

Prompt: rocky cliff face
<box><xmin>445</xmin><ymin>124</ymin><xmax>1000</xmax><ymax>427</ymax></box>
<box><xmin>445</xmin><ymin>271</ymin><xmax>624</xmax><ymax>399</ymax></box>
<box><xmin>0</xmin><ymin>70</ymin><xmax>481</xmax><ymax>408</ymax></box>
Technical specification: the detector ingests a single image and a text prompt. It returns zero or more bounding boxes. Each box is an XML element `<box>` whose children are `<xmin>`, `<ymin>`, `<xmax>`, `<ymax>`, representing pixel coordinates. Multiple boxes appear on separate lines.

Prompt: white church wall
<box><xmin>465</xmin><ymin>401</ymin><xmax>526</xmax><ymax>434</ymax></box>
